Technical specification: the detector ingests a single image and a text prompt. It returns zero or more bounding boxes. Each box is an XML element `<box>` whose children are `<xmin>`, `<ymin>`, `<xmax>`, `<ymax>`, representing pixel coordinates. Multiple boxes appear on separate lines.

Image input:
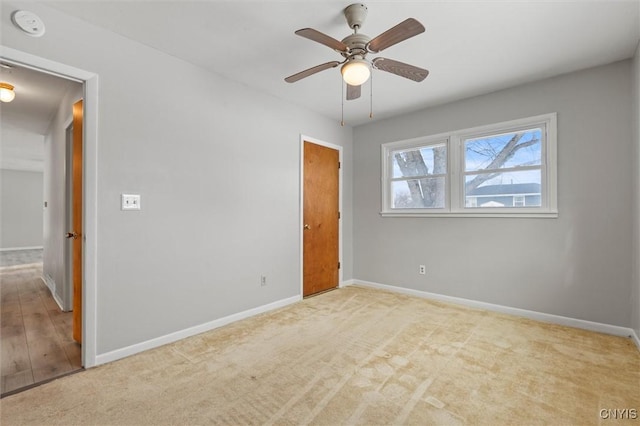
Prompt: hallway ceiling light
<box><xmin>0</xmin><ymin>83</ymin><xmax>15</xmax><ymax>103</ymax></box>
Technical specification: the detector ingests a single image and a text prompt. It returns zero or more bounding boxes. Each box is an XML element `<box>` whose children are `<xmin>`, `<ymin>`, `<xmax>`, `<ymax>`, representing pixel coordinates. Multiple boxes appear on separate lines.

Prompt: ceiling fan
<box><xmin>284</xmin><ymin>3</ymin><xmax>429</xmax><ymax>102</ymax></box>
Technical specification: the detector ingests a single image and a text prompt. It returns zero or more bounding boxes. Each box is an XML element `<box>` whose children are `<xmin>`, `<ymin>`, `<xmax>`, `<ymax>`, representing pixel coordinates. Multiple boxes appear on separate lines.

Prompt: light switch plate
<box><xmin>121</xmin><ymin>193</ymin><xmax>141</xmax><ymax>210</ymax></box>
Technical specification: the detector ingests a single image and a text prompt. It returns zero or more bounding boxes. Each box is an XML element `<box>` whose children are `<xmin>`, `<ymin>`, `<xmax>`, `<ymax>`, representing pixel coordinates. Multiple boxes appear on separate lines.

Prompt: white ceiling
<box><xmin>1</xmin><ymin>0</ymin><xmax>639</xmax><ymax>141</ymax></box>
<box><xmin>43</xmin><ymin>0</ymin><xmax>639</xmax><ymax>126</ymax></box>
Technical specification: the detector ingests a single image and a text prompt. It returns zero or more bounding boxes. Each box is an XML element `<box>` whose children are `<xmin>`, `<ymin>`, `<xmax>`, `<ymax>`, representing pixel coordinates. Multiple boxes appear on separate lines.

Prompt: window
<box><xmin>381</xmin><ymin>113</ymin><xmax>557</xmax><ymax>218</ymax></box>
<box><xmin>388</xmin><ymin>140</ymin><xmax>447</xmax><ymax>210</ymax></box>
<box><xmin>513</xmin><ymin>195</ymin><xmax>526</xmax><ymax>207</ymax></box>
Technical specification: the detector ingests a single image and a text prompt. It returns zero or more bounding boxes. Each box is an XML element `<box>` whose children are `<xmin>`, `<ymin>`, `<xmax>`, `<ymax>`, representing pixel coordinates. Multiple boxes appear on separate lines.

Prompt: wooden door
<box><xmin>303</xmin><ymin>141</ymin><xmax>339</xmax><ymax>297</ymax></box>
<box><xmin>71</xmin><ymin>100</ymin><xmax>83</xmax><ymax>343</ymax></box>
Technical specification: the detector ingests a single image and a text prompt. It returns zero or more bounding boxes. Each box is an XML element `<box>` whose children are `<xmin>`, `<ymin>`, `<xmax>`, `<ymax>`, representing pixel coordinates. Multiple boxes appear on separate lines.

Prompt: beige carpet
<box><xmin>1</xmin><ymin>285</ymin><xmax>638</xmax><ymax>425</ymax></box>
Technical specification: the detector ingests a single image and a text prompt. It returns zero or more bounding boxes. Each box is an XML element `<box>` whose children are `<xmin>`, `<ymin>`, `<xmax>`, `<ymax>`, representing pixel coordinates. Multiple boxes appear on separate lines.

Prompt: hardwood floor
<box><xmin>1</xmin><ymin>263</ymin><xmax>81</xmax><ymax>396</ymax></box>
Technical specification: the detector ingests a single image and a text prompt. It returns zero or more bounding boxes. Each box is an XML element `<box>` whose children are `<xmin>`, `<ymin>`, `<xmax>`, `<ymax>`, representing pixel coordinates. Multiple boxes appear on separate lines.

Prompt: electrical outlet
<box><xmin>419</xmin><ymin>265</ymin><xmax>426</xmax><ymax>275</ymax></box>
<box><xmin>260</xmin><ymin>275</ymin><xmax>267</xmax><ymax>286</ymax></box>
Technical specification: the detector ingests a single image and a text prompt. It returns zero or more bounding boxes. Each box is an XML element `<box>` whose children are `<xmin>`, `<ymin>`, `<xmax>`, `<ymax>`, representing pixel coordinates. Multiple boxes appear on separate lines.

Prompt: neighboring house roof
<box><xmin>479</xmin><ymin>201</ymin><xmax>505</xmax><ymax>207</ymax></box>
<box><xmin>468</xmin><ymin>183</ymin><xmax>541</xmax><ymax>196</ymax></box>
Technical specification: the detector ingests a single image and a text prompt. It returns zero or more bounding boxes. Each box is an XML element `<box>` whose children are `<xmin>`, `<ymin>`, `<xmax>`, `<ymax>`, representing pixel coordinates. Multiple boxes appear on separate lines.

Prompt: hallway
<box><xmin>0</xmin><ymin>250</ymin><xmax>81</xmax><ymax>396</ymax></box>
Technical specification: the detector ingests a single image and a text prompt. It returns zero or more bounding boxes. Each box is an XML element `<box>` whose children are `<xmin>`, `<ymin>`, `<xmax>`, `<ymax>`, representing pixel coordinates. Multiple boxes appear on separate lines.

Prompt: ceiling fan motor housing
<box><xmin>341</xmin><ymin>33</ymin><xmax>370</xmax><ymax>58</ymax></box>
<box><xmin>344</xmin><ymin>3</ymin><xmax>368</xmax><ymax>30</ymax></box>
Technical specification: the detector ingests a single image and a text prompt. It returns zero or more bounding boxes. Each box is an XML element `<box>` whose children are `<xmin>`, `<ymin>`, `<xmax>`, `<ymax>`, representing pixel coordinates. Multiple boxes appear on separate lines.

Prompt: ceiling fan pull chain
<box><xmin>341</xmin><ymin>78</ymin><xmax>345</xmax><ymax>126</ymax></box>
<box><xmin>369</xmin><ymin>72</ymin><xmax>373</xmax><ymax>119</ymax></box>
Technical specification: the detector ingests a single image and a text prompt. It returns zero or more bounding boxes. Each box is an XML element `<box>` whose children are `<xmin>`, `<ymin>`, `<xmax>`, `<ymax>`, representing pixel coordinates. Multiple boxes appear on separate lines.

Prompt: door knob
<box><xmin>65</xmin><ymin>232</ymin><xmax>79</xmax><ymax>240</ymax></box>
<box><xmin>304</xmin><ymin>224</ymin><xmax>310</xmax><ymax>230</ymax></box>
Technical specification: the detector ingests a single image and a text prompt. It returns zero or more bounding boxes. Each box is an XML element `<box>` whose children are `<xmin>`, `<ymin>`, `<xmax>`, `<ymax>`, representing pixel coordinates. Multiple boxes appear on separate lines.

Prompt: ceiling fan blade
<box><xmin>285</xmin><ymin>61</ymin><xmax>341</xmax><ymax>83</ymax></box>
<box><xmin>346</xmin><ymin>84</ymin><xmax>361</xmax><ymax>101</ymax></box>
<box><xmin>367</xmin><ymin>18</ymin><xmax>425</xmax><ymax>53</ymax></box>
<box><xmin>372</xmin><ymin>57</ymin><xmax>429</xmax><ymax>82</ymax></box>
<box><xmin>295</xmin><ymin>28</ymin><xmax>349</xmax><ymax>52</ymax></box>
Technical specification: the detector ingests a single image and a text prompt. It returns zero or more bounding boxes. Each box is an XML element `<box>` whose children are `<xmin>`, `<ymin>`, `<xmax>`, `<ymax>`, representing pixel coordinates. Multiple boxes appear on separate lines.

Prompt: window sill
<box><xmin>380</xmin><ymin>210</ymin><xmax>559</xmax><ymax>218</ymax></box>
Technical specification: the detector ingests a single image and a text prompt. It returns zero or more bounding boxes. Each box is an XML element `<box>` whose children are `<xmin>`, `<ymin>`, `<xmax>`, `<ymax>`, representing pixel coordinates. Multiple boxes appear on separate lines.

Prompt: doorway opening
<box><xmin>0</xmin><ymin>46</ymin><xmax>98</xmax><ymax>394</ymax></box>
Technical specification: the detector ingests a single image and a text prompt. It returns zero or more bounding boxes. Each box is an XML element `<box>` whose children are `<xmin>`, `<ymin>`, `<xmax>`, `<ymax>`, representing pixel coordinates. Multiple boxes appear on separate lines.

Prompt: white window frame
<box><xmin>381</xmin><ymin>113</ymin><xmax>558</xmax><ymax>218</ymax></box>
<box><xmin>381</xmin><ymin>134</ymin><xmax>450</xmax><ymax>214</ymax></box>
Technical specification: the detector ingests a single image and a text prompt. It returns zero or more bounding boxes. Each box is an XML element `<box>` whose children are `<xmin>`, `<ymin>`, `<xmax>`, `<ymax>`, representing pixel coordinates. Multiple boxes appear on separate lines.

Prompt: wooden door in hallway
<box><xmin>70</xmin><ymin>100</ymin><xmax>83</xmax><ymax>343</ymax></box>
<box><xmin>303</xmin><ymin>141</ymin><xmax>339</xmax><ymax>297</ymax></box>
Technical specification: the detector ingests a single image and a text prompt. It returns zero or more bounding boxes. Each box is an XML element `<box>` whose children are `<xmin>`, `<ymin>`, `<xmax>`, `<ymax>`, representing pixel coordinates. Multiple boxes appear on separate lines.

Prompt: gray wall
<box><xmin>632</xmin><ymin>42</ymin><xmax>640</xmax><ymax>339</ymax></box>
<box><xmin>2</xmin><ymin>1</ymin><xmax>353</xmax><ymax>355</ymax></box>
<box><xmin>0</xmin><ymin>169</ymin><xmax>43</xmax><ymax>249</ymax></box>
<box><xmin>0</xmin><ymin>125</ymin><xmax>45</xmax><ymax>171</ymax></box>
<box><xmin>353</xmin><ymin>61</ymin><xmax>633</xmax><ymax>327</ymax></box>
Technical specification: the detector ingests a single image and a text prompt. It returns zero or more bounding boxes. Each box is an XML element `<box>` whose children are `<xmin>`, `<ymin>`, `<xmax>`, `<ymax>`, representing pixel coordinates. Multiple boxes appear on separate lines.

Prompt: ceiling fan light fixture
<box><xmin>0</xmin><ymin>82</ymin><xmax>15</xmax><ymax>103</ymax></box>
<box><xmin>341</xmin><ymin>59</ymin><xmax>370</xmax><ymax>86</ymax></box>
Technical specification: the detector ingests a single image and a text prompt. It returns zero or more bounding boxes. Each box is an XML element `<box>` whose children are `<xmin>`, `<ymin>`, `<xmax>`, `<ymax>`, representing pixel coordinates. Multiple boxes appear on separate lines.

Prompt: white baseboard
<box><xmin>0</xmin><ymin>263</ymin><xmax>41</xmax><ymax>271</ymax></box>
<box><xmin>93</xmin><ymin>281</ymin><xmax>640</xmax><ymax>366</ymax></box>
<box><xmin>350</xmin><ymin>279</ymin><xmax>637</xmax><ymax>342</ymax></box>
<box><xmin>631</xmin><ymin>329</ymin><xmax>640</xmax><ymax>351</ymax></box>
<box><xmin>95</xmin><ymin>294</ymin><xmax>302</xmax><ymax>366</ymax></box>
<box><xmin>41</xmin><ymin>274</ymin><xmax>65</xmax><ymax>311</ymax></box>
<box><xmin>42</xmin><ymin>273</ymin><xmax>55</xmax><ymax>293</ymax></box>
<box><xmin>0</xmin><ymin>246</ymin><xmax>43</xmax><ymax>252</ymax></box>
<box><xmin>340</xmin><ymin>279</ymin><xmax>356</xmax><ymax>288</ymax></box>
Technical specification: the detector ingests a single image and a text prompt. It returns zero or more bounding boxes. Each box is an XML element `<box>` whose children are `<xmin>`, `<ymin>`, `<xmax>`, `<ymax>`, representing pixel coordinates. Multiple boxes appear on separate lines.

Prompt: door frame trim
<box><xmin>299</xmin><ymin>135</ymin><xmax>343</xmax><ymax>297</ymax></box>
<box><xmin>0</xmin><ymin>46</ymin><xmax>99</xmax><ymax>368</ymax></box>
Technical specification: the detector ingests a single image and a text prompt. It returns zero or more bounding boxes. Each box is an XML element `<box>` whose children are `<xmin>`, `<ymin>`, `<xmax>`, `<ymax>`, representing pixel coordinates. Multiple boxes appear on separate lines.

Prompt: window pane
<box><xmin>465</xmin><ymin>170</ymin><xmax>541</xmax><ymax>208</ymax></box>
<box><xmin>392</xmin><ymin>177</ymin><xmax>445</xmax><ymax>209</ymax></box>
<box><xmin>392</xmin><ymin>144</ymin><xmax>446</xmax><ymax>178</ymax></box>
<box><xmin>465</xmin><ymin>129</ymin><xmax>542</xmax><ymax>172</ymax></box>
<box><xmin>381</xmin><ymin>113</ymin><xmax>556</xmax><ymax>216</ymax></box>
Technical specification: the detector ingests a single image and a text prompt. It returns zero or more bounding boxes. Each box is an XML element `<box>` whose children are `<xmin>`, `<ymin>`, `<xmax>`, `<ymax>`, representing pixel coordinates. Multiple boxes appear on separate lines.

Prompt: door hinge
<box><xmin>338</xmin><ymin>211</ymin><xmax>341</xmax><ymax>219</ymax></box>
<box><xmin>338</xmin><ymin>161</ymin><xmax>341</xmax><ymax>169</ymax></box>
<box><xmin>338</xmin><ymin>262</ymin><xmax>341</xmax><ymax>269</ymax></box>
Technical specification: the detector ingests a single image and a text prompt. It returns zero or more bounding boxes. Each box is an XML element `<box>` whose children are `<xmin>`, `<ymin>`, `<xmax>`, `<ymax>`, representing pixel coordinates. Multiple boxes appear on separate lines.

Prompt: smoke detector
<box><xmin>11</xmin><ymin>10</ymin><xmax>46</xmax><ymax>37</ymax></box>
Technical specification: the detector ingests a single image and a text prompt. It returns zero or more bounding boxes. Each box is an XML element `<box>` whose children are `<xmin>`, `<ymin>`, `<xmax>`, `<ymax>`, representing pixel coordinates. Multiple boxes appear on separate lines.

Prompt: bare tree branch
<box><xmin>465</xmin><ymin>136</ymin><xmax>539</xmax><ymax>193</ymax></box>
